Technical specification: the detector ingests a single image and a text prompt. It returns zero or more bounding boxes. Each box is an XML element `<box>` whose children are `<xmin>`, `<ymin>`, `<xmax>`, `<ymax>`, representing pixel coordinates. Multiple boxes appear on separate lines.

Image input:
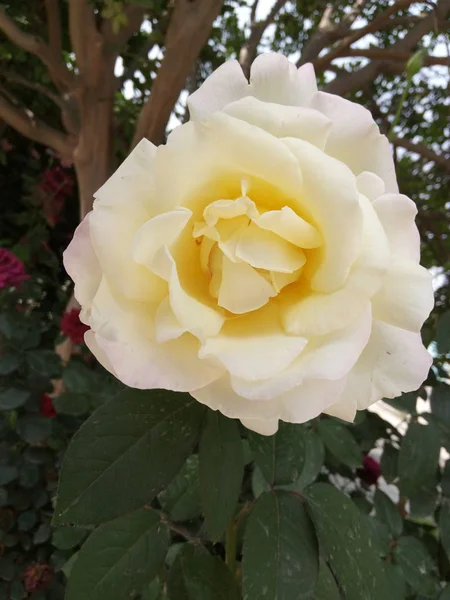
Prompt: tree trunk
<box><xmin>74</xmin><ymin>68</ymin><xmax>115</xmax><ymax>218</ymax></box>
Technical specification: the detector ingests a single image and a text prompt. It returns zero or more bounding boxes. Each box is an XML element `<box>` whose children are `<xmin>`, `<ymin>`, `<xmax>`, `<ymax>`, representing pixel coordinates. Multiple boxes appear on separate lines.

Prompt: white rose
<box><xmin>64</xmin><ymin>53</ymin><xmax>433</xmax><ymax>435</ymax></box>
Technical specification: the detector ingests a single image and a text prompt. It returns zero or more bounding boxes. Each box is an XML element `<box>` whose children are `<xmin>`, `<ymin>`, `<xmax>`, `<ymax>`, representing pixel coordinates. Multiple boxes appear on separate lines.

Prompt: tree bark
<box><xmin>132</xmin><ymin>0</ymin><xmax>223</xmax><ymax>148</ymax></box>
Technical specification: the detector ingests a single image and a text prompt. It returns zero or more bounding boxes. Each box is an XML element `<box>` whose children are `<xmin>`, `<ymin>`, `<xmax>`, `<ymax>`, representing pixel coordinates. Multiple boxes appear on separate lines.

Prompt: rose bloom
<box><xmin>40</xmin><ymin>393</ymin><xmax>56</xmax><ymax>419</ymax></box>
<box><xmin>0</xmin><ymin>248</ymin><xmax>28</xmax><ymax>290</ymax></box>
<box><xmin>61</xmin><ymin>308</ymin><xmax>89</xmax><ymax>344</ymax></box>
<box><xmin>64</xmin><ymin>54</ymin><xmax>433</xmax><ymax>435</ymax></box>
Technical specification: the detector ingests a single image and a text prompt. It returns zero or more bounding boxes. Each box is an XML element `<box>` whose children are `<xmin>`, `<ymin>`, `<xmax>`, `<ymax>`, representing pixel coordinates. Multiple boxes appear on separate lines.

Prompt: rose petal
<box><xmin>192</xmin><ymin>374</ymin><xmax>347</xmax><ymax>435</ymax></box>
<box><xmin>218</xmin><ymin>254</ymin><xmax>276</xmax><ymax>314</ymax></box>
<box><xmin>199</xmin><ymin>305</ymin><xmax>307</xmax><ymax>380</ymax></box>
<box><xmin>231</xmin><ymin>304</ymin><xmax>371</xmax><ymax>400</ymax></box>
<box><xmin>372</xmin><ymin>260</ymin><xmax>434</xmax><ymax>332</ymax></box>
<box><xmin>372</xmin><ymin>193</ymin><xmax>420</xmax><ymax>262</ymax></box>
<box><xmin>344</xmin><ymin>320</ymin><xmax>432</xmax><ymax>410</ymax></box>
<box><xmin>311</xmin><ymin>91</ymin><xmax>398</xmax><ymax>194</ymax></box>
<box><xmin>223</xmin><ymin>97</ymin><xmax>332</xmax><ymax>149</ymax></box>
<box><xmin>249</xmin><ymin>54</ymin><xmax>318</xmax><ymax>106</ymax></box>
<box><xmin>236</xmin><ymin>223</ymin><xmax>306</xmax><ymax>273</ymax></box>
<box><xmin>255</xmin><ymin>206</ymin><xmax>322</xmax><ymax>248</ymax></box>
<box><xmin>132</xmin><ymin>208</ymin><xmax>193</xmax><ymax>280</ymax></box>
<box><xmin>89</xmin><ymin>278</ymin><xmax>223</xmax><ymax>391</ymax></box>
<box><xmin>63</xmin><ymin>213</ymin><xmax>101</xmax><ymax>313</ymax></box>
<box><xmin>356</xmin><ymin>172</ymin><xmax>385</xmax><ymax>201</ymax></box>
<box><xmin>283</xmin><ymin>137</ymin><xmax>362</xmax><ymax>292</ymax></box>
<box><xmin>154</xmin><ymin>296</ymin><xmax>185</xmax><ymax>343</ymax></box>
<box><xmin>187</xmin><ymin>60</ymin><xmax>249</xmax><ymax>121</ymax></box>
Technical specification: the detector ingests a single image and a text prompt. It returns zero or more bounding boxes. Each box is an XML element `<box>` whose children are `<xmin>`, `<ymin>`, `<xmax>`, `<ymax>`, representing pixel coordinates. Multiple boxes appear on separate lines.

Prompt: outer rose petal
<box><xmin>372</xmin><ymin>193</ymin><xmax>420</xmax><ymax>262</ymax></box>
<box><xmin>372</xmin><ymin>260</ymin><xmax>434</xmax><ymax>332</ymax></box>
<box><xmin>231</xmin><ymin>305</ymin><xmax>371</xmax><ymax>400</ymax></box>
<box><xmin>94</xmin><ymin>138</ymin><xmax>158</xmax><ymax>212</ymax></box>
<box><xmin>187</xmin><ymin>60</ymin><xmax>249</xmax><ymax>121</ymax></box>
<box><xmin>341</xmin><ymin>320</ymin><xmax>432</xmax><ymax>410</ymax></box>
<box><xmin>199</xmin><ymin>305</ymin><xmax>307</xmax><ymax>381</ymax></box>
<box><xmin>249</xmin><ymin>54</ymin><xmax>317</xmax><ymax>106</ymax></box>
<box><xmin>310</xmin><ymin>92</ymin><xmax>398</xmax><ymax>194</ymax></box>
<box><xmin>89</xmin><ymin>278</ymin><xmax>223</xmax><ymax>391</ymax></box>
<box><xmin>191</xmin><ymin>374</ymin><xmax>347</xmax><ymax>435</ymax></box>
<box><xmin>223</xmin><ymin>97</ymin><xmax>332</xmax><ymax>150</ymax></box>
<box><xmin>187</xmin><ymin>54</ymin><xmax>317</xmax><ymax>122</ymax></box>
<box><xmin>63</xmin><ymin>213</ymin><xmax>101</xmax><ymax>319</ymax></box>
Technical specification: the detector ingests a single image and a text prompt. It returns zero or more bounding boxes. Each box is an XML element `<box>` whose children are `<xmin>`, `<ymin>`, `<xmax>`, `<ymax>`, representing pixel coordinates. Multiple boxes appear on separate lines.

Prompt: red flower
<box><xmin>40</xmin><ymin>394</ymin><xmax>56</xmax><ymax>418</ymax></box>
<box><xmin>39</xmin><ymin>166</ymin><xmax>75</xmax><ymax>225</ymax></box>
<box><xmin>21</xmin><ymin>562</ymin><xmax>53</xmax><ymax>592</ymax></box>
<box><xmin>0</xmin><ymin>248</ymin><xmax>29</xmax><ymax>290</ymax></box>
<box><xmin>357</xmin><ymin>455</ymin><xmax>381</xmax><ymax>486</ymax></box>
<box><xmin>61</xmin><ymin>308</ymin><xmax>89</xmax><ymax>344</ymax></box>
<box><xmin>39</xmin><ymin>166</ymin><xmax>74</xmax><ymax>200</ymax></box>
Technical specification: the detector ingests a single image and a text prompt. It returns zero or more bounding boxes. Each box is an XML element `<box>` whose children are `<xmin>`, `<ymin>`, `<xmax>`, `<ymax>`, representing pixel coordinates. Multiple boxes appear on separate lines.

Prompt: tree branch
<box><xmin>0</xmin><ymin>8</ymin><xmax>74</xmax><ymax>90</ymax></box>
<box><xmin>298</xmin><ymin>0</ymin><xmax>367</xmax><ymax>65</ymax></box>
<box><xmin>132</xmin><ymin>0</ymin><xmax>223</xmax><ymax>148</ymax></box>
<box><xmin>44</xmin><ymin>0</ymin><xmax>62</xmax><ymax>55</ymax></box>
<box><xmin>0</xmin><ymin>92</ymin><xmax>74</xmax><ymax>158</ymax></box>
<box><xmin>317</xmin><ymin>49</ymin><xmax>449</xmax><ymax>68</ymax></box>
<box><xmin>239</xmin><ymin>0</ymin><xmax>288</xmax><ymax>76</ymax></box>
<box><xmin>102</xmin><ymin>5</ymin><xmax>145</xmax><ymax>49</ymax></box>
<box><xmin>68</xmin><ymin>0</ymin><xmax>100</xmax><ymax>82</ymax></box>
<box><xmin>1</xmin><ymin>70</ymin><xmax>63</xmax><ymax>107</ymax></box>
<box><xmin>314</xmin><ymin>0</ymin><xmax>424</xmax><ymax>71</ymax></box>
<box><xmin>393</xmin><ymin>137</ymin><xmax>450</xmax><ymax>173</ymax></box>
<box><xmin>324</xmin><ymin>0</ymin><xmax>450</xmax><ymax>96</ymax></box>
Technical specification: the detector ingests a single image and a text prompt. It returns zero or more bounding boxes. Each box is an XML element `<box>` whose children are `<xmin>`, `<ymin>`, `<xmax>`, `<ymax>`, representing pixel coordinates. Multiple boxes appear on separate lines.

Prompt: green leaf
<box><xmin>436</xmin><ymin>310</ymin><xmax>450</xmax><ymax>355</ymax></box>
<box><xmin>438</xmin><ymin>585</ymin><xmax>450</xmax><ymax>600</ymax></box>
<box><xmin>306</xmin><ymin>483</ymin><xmax>389</xmax><ymax>600</ymax></box>
<box><xmin>431</xmin><ymin>384</ymin><xmax>450</xmax><ymax>421</ymax></box>
<box><xmin>10</xmin><ymin>580</ymin><xmax>24</xmax><ymax>600</ymax></box>
<box><xmin>398</xmin><ymin>422</ymin><xmax>440</xmax><ymax>497</ymax></box>
<box><xmin>53</xmin><ymin>526</ymin><xmax>88</xmax><ymax>550</ymax></box>
<box><xmin>312</xmin><ymin>559</ymin><xmax>340</xmax><ymax>600</ymax></box>
<box><xmin>184</xmin><ymin>550</ymin><xmax>240</xmax><ymax>600</ymax></box>
<box><xmin>17</xmin><ymin>415</ymin><xmax>52</xmax><ymax>443</ymax></box>
<box><xmin>394</xmin><ymin>536</ymin><xmax>436</xmax><ymax>596</ymax></box>
<box><xmin>0</xmin><ymin>353</ymin><xmax>22</xmax><ymax>375</ymax></box>
<box><xmin>251</xmin><ymin>466</ymin><xmax>270</xmax><ymax>499</ymax></box>
<box><xmin>374</xmin><ymin>489</ymin><xmax>403</xmax><ymax>538</ymax></box>
<box><xmin>33</xmin><ymin>523</ymin><xmax>51</xmax><ymax>544</ymax></box>
<box><xmin>283</xmin><ymin>429</ymin><xmax>324</xmax><ymax>491</ymax></box>
<box><xmin>54</xmin><ymin>389</ymin><xmax>204</xmax><ymax>525</ymax></box>
<box><xmin>380</xmin><ymin>444</ymin><xmax>398</xmax><ymax>483</ymax></box>
<box><xmin>442</xmin><ymin>461</ymin><xmax>450</xmax><ymax>497</ymax></box>
<box><xmin>199</xmin><ymin>412</ymin><xmax>243</xmax><ymax>539</ymax></box>
<box><xmin>409</xmin><ymin>479</ymin><xmax>438</xmax><ymax>518</ymax></box>
<box><xmin>318</xmin><ymin>419</ymin><xmax>362</xmax><ymax>468</ymax></box>
<box><xmin>159</xmin><ymin>455</ymin><xmax>201</xmax><ymax>522</ymax></box>
<box><xmin>0</xmin><ymin>388</ymin><xmax>29</xmax><ymax>411</ymax></box>
<box><xmin>27</xmin><ymin>349</ymin><xmax>61</xmax><ymax>378</ymax></box>
<box><xmin>242</xmin><ymin>491</ymin><xmax>318</xmax><ymax>600</ymax></box>
<box><xmin>0</xmin><ymin>466</ymin><xmax>18</xmax><ymax>485</ymax></box>
<box><xmin>17</xmin><ymin>510</ymin><xmax>36</xmax><ymax>531</ymax></box>
<box><xmin>66</xmin><ymin>508</ymin><xmax>169</xmax><ymax>600</ymax></box>
<box><xmin>53</xmin><ymin>392</ymin><xmax>90</xmax><ymax>416</ymax></box>
<box><xmin>248</xmin><ymin>422</ymin><xmax>305</xmax><ymax>486</ymax></box>
<box><xmin>167</xmin><ymin>544</ymin><xmax>239</xmax><ymax>600</ymax></box>
<box><xmin>440</xmin><ymin>500</ymin><xmax>450</xmax><ymax>562</ymax></box>
<box><xmin>383</xmin><ymin>563</ymin><xmax>406</xmax><ymax>600</ymax></box>
<box><xmin>63</xmin><ymin>362</ymin><xmax>100</xmax><ymax>393</ymax></box>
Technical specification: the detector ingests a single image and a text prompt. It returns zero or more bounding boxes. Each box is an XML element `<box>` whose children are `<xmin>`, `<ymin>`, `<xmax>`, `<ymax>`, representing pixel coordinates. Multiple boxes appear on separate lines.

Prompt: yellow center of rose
<box><xmin>189</xmin><ymin>180</ymin><xmax>323</xmax><ymax>316</ymax></box>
